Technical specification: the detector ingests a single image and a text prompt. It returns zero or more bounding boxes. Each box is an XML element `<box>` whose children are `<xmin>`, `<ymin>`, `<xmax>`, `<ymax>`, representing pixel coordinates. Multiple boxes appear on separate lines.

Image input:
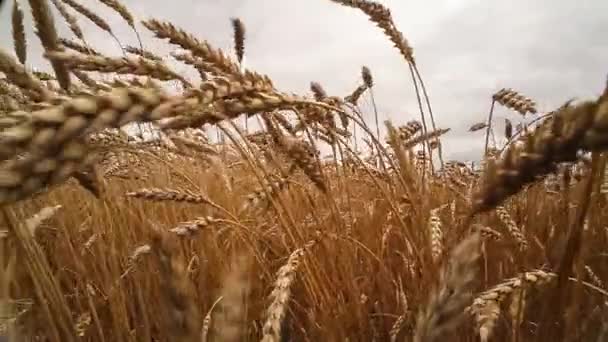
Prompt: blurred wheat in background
<box><xmin>1</xmin><ymin>0</ymin><xmax>608</xmax><ymax>341</ymax></box>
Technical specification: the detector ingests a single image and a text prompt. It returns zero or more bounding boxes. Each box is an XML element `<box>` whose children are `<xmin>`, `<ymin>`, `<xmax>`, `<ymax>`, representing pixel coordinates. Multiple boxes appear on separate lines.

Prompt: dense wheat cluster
<box><xmin>1</xmin><ymin>0</ymin><xmax>608</xmax><ymax>341</ymax></box>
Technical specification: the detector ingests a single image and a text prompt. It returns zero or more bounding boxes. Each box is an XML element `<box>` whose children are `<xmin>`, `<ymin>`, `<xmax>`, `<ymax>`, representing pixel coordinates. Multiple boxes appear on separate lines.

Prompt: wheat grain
<box><xmin>428</xmin><ymin>207</ymin><xmax>443</xmax><ymax>263</ymax></box>
<box><xmin>493</xmin><ymin>88</ymin><xmax>537</xmax><ymax>115</ymax></box>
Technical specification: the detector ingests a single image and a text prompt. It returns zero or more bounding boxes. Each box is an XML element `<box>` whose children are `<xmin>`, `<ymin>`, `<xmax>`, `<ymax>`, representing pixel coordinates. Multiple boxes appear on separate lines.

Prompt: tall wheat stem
<box><xmin>408</xmin><ymin>62</ymin><xmax>433</xmax><ymax>182</ymax></box>
<box><xmin>413</xmin><ymin>64</ymin><xmax>444</xmax><ymax>167</ymax></box>
<box><xmin>483</xmin><ymin>100</ymin><xmax>496</xmax><ymax>155</ymax></box>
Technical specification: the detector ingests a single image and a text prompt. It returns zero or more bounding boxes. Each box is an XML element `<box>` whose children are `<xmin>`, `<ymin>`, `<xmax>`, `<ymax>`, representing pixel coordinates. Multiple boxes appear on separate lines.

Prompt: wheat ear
<box><xmin>261</xmin><ymin>239</ymin><xmax>318</xmax><ymax>342</ymax></box>
<box><xmin>49</xmin><ymin>0</ymin><xmax>85</xmax><ymax>40</ymax></box>
<box><xmin>151</xmin><ymin>230</ymin><xmax>202</xmax><ymax>342</ymax></box>
<box><xmin>11</xmin><ymin>0</ymin><xmax>27</xmax><ymax>65</ymax></box>
<box><xmin>414</xmin><ymin>233</ymin><xmax>482</xmax><ymax>342</ymax></box>
<box><xmin>28</xmin><ymin>0</ymin><xmax>72</xmax><ymax>90</ymax></box>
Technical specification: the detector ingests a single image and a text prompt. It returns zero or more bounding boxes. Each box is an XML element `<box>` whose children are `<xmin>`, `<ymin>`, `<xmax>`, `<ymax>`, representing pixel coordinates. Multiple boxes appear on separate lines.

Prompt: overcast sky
<box><xmin>1</xmin><ymin>0</ymin><xmax>607</xmax><ymax>160</ymax></box>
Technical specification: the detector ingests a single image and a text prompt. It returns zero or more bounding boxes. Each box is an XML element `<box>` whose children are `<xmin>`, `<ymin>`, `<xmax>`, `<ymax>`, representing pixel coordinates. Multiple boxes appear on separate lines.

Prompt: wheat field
<box><xmin>1</xmin><ymin>0</ymin><xmax>608</xmax><ymax>341</ymax></box>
